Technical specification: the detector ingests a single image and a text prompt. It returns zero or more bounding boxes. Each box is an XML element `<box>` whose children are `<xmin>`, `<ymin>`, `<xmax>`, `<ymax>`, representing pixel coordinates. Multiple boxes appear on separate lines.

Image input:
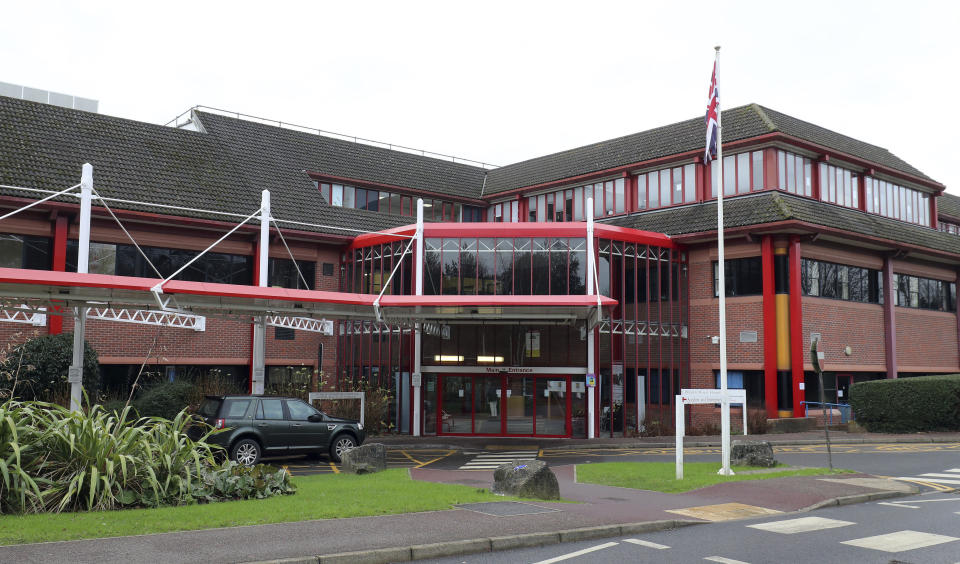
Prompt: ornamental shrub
<box><xmin>191</xmin><ymin>462</ymin><xmax>296</xmax><ymax>502</ymax></box>
<box><xmin>848</xmin><ymin>374</ymin><xmax>960</xmax><ymax>433</ymax></box>
<box><xmin>0</xmin><ymin>333</ymin><xmax>99</xmax><ymax>402</ymax></box>
<box><xmin>134</xmin><ymin>381</ymin><xmax>195</xmax><ymax>420</ymax></box>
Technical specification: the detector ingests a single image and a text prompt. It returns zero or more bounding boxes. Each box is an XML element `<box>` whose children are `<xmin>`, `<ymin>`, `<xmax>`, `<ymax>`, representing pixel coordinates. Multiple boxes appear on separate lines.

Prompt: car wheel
<box><xmin>330</xmin><ymin>435</ymin><xmax>356</xmax><ymax>463</ymax></box>
<box><xmin>231</xmin><ymin>438</ymin><xmax>261</xmax><ymax>466</ymax></box>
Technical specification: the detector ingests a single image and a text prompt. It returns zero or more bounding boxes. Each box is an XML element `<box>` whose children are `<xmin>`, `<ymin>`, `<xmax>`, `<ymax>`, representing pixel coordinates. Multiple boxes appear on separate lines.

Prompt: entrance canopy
<box><xmin>0</xmin><ymin>268</ymin><xmax>614</xmax><ymax>323</ymax></box>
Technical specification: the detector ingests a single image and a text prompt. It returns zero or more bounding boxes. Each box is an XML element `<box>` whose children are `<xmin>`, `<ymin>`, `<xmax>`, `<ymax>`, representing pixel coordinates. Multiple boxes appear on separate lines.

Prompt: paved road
<box><xmin>422</xmin><ymin>492</ymin><xmax>960</xmax><ymax>563</ymax></box>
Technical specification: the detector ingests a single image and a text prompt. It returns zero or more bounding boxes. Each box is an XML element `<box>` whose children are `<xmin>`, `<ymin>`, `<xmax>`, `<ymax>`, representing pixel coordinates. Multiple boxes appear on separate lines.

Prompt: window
<box><xmin>636</xmin><ymin>165</ymin><xmax>695</xmax><ymax>210</ymax></box>
<box><xmin>269</xmin><ymin>258</ymin><xmax>316</xmax><ymax>290</ymax></box>
<box><xmin>322</xmin><ymin>262</ymin><xmax>335</xmax><ymax>276</ymax></box>
<box><xmin>0</xmin><ymin>234</ymin><xmax>51</xmax><ymax>270</ymax></box>
<box><xmin>257</xmin><ymin>399</ymin><xmax>284</xmax><ymax>420</ymax></box>
<box><xmin>865</xmin><ymin>177</ymin><xmax>929</xmax><ymax>226</ymax></box>
<box><xmin>713</xmin><ymin>257</ymin><xmax>762</xmax><ymax>297</ymax></box>
<box><xmin>708</xmin><ymin>151</ymin><xmax>765</xmax><ymax>197</ymax></box>
<box><xmin>817</xmin><ymin>162</ymin><xmax>858</xmax><ymax>208</ymax></box>
<box><xmin>893</xmin><ymin>273</ymin><xmax>955</xmax><ymax>312</ymax></box>
<box><xmin>274</xmin><ymin>326</ymin><xmax>295</xmax><ymax>340</ymax></box>
<box><xmin>801</xmin><ymin>259</ymin><xmax>882</xmax><ymax>304</ymax></box>
<box><xmin>285</xmin><ymin>399</ymin><xmax>317</xmax><ymax>421</ymax></box>
<box><xmin>68</xmin><ymin>241</ymin><xmax>252</xmax><ymax>284</ymax></box>
<box><xmin>774</xmin><ymin>150</ymin><xmax>813</xmax><ymax>197</ymax></box>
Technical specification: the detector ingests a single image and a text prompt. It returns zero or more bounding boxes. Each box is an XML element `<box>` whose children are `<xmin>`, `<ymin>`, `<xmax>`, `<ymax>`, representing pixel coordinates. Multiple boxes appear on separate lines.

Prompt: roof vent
<box><xmin>0</xmin><ymin>81</ymin><xmax>98</xmax><ymax>113</ymax></box>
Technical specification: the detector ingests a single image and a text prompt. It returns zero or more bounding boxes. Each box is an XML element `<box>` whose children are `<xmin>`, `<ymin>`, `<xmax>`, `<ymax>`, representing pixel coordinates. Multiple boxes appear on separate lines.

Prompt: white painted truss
<box><xmin>86</xmin><ymin>307</ymin><xmax>206</xmax><ymax>331</ymax></box>
<box><xmin>0</xmin><ymin>306</ymin><xmax>46</xmax><ymax>326</ymax></box>
<box><xmin>267</xmin><ymin>316</ymin><xmax>334</xmax><ymax>335</ymax></box>
<box><xmin>593</xmin><ymin>318</ymin><xmax>688</xmax><ymax>338</ymax></box>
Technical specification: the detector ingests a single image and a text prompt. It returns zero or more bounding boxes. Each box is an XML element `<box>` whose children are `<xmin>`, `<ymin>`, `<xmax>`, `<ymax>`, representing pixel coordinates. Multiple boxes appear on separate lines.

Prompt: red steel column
<box><xmin>883</xmin><ymin>255</ymin><xmax>898</xmax><ymax>379</ymax></box>
<box><xmin>788</xmin><ymin>236</ymin><xmax>805</xmax><ymax>415</ymax></box>
<box><xmin>48</xmin><ymin>216</ymin><xmax>68</xmax><ymax>335</ymax></box>
<box><xmin>761</xmin><ymin>236</ymin><xmax>777</xmax><ymax>417</ymax></box>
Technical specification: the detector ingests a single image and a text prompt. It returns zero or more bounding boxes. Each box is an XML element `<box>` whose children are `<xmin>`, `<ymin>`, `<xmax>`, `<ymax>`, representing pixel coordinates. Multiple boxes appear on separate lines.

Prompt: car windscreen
<box><xmin>197</xmin><ymin>398</ymin><xmax>222</xmax><ymax>418</ymax></box>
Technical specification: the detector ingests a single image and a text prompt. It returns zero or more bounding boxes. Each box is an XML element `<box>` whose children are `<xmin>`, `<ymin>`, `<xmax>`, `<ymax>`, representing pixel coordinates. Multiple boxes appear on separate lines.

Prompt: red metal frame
<box><xmin>48</xmin><ymin>215</ymin><xmax>68</xmax><ymax>335</ymax></box>
<box><xmin>788</xmin><ymin>236</ymin><xmax>805</xmax><ymax>414</ymax></box>
<box><xmin>435</xmin><ymin>373</ymin><xmax>573</xmax><ymax>437</ymax></box>
<box><xmin>761</xmin><ymin>236</ymin><xmax>777</xmax><ymax>417</ymax></box>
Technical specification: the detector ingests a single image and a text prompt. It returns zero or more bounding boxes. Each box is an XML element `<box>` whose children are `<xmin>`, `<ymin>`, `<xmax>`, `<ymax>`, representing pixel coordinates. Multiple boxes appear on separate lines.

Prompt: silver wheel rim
<box><xmin>236</xmin><ymin>443</ymin><xmax>258</xmax><ymax>466</ymax></box>
<box><xmin>335</xmin><ymin>438</ymin><xmax>354</xmax><ymax>458</ymax></box>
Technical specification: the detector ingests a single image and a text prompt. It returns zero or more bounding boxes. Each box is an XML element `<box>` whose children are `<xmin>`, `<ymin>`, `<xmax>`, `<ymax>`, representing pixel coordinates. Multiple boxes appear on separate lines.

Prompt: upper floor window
<box><xmin>712</xmin><ymin>151</ymin><xmax>765</xmax><ymax>197</ymax></box>
<box><xmin>67</xmin><ymin>241</ymin><xmax>252</xmax><ymax>285</ymax></box>
<box><xmin>268</xmin><ymin>258</ymin><xmax>315</xmax><ymax>290</ymax></box>
<box><xmin>893</xmin><ymin>273</ymin><xmax>956</xmax><ymax>312</ymax></box>
<box><xmin>818</xmin><ymin>162</ymin><xmax>858</xmax><ymax>209</ymax></box>
<box><xmin>638</xmin><ymin>164</ymin><xmax>694</xmax><ymax>209</ymax></box>
<box><xmin>939</xmin><ymin>221</ymin><xmax>960</xmax><ymax>235</ymax></box>
<box><xmin>778</xmin><ymin>151</ymin><xmax>813</xmax><ymax>197</ymax></box>
<box><xmin>488</xmin><ymin>200</ymin><xmax>519</xmax><ymax>223</ymax></box>
<box><xmin>713</xmin><ymin>257</ymin><xmax>762</xmax><ymax>297</ymax></box>
<box><xmin>0</xmin><ymin>234</ymin><xmax>51</xmax><ymax>270</ymax></box>
<box><xmin>865</xmin><ymin>177</ymin><xmax>929</xmax><ymax>226</ymax></box>
<box><xmin>319</xmin><ymin>182</ymin><xmax>469</xmax><ymax>221</ymax></box>
<box><xmin>801</xmin><ymin>258</ymin><xmax>882</xmax><ymax>304</ymax></box>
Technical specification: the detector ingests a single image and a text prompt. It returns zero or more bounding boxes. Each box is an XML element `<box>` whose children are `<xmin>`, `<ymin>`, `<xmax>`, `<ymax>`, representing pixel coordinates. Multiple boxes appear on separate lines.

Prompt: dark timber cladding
<box><xmin>0</xmin><ymin>91</ymin><xmax>958</xmax><ymax>440</ymax></box>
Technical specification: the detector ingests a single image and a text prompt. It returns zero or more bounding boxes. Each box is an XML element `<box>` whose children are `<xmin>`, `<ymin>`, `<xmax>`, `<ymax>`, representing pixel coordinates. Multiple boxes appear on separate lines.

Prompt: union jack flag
<box><xmin>704</xmin><ymin>58</ymin><xmax>720</xmax><ymax>163</ymax></box>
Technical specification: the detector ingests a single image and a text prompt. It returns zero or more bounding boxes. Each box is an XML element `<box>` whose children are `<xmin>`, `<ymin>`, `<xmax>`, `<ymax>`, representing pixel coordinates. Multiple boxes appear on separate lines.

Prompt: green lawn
<box><xmin>577</xmin><ymin>462</ymin><xmax>852</xmax><ymax>493</ymax></box>
<box><xmin>0</xmin><ymin>469</ymin><xmax>511</xmax><ymax>545</ymax></box>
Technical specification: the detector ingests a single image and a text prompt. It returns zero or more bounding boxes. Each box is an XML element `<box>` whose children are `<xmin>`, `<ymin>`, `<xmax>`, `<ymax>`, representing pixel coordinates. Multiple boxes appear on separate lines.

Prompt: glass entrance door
<box><xmin>437</xmin><ymin>374</ymin><xmax>571</xmax><ymax>437</ymax></box>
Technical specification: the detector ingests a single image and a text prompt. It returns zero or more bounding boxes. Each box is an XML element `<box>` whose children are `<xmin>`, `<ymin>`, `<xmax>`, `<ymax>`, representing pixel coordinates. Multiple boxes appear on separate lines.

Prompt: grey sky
<box><xmin>5</xmin><ymin>1</ymin><xmax>958</xmax><ymax>192</ymax></box>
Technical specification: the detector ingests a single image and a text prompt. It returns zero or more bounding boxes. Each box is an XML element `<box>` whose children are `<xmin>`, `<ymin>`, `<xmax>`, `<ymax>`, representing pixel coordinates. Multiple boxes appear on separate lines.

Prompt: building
<box><xmin>1</xmin><ymin>95</ymin><xmax>958</xmax><ymax>438</ymax></box>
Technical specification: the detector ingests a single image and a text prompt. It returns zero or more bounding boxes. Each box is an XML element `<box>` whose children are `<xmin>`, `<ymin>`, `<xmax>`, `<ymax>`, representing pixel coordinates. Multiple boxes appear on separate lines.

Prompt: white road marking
<box><xmin>623</xmin><ymin>538</ymin><xmax>670</xmax><ymax>549</ymax></box>
<box><xmin>920</xmin><ymin>473</ymin><xmax>960</xmax><ymax>479</ymax></box>
<box><xmin>704</xmin><ymin>557</ymin><xmax>751</xmax><ymax>564</ymax></box>
<box><xmin>458</xmin><ymin>450</ymin><xmax>539</xmax><ymax>470</ymax></box>
<box><xmin>944</xmin><ymin>468</ymin><xmax>960</xmax><ymax>473</ymax></box>
<box><xmin>747</xmin><ymin>516</ymin><xmax>856</xmax><ymax>534</ymax></box>
<box><xmin>878</xmin><ymin>502</ymin><xmax>919</xmax><ymax>509</ymax></box>
<box><xmin>841</xmin><ymin>530</ymin><xmax>959</xmax><ymax>552</ymax></box>
<box><xmin>532</xmin><ymin>541</ymin><xmax>619</xmax><ymax>564</ymax></box>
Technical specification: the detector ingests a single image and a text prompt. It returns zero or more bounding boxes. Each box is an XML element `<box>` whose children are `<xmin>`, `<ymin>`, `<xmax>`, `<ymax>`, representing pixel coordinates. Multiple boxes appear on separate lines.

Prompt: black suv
<box><xmin>193</xmin><ymin>395</ymin><xmax>365</xmax><ymax>466</ymax></box>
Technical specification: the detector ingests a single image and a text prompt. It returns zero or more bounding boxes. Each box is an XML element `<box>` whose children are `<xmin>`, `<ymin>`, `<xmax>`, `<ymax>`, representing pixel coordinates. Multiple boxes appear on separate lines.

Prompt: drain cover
<box><xmin>455</xmin><ymin>501</ymin><xmax>558</xmax><ymax>516</ymax></box>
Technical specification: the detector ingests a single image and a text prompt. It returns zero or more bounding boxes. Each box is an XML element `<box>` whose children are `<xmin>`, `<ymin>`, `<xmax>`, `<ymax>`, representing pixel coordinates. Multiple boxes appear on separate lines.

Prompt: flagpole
<box><xmin>714</xmin><ymin>45</ymin><xmax>733</xmax><ymax>476</ymax></box>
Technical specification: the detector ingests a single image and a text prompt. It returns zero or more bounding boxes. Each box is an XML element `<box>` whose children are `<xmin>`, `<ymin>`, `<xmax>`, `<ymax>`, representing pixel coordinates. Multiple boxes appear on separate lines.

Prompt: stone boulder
<box><xmin>731</xmin><ymin>440</ymin><xmax>777</xmax><ymax>468</ymax></box>
<box><xmin>492</xmin><ymin>459</ymin><xmax>560</xmax><ymax>500</ymax></box>
<box><xmin>340</xmin><ymin>443</ymin><xmax>387</xmax><ymax>474</ymax></box>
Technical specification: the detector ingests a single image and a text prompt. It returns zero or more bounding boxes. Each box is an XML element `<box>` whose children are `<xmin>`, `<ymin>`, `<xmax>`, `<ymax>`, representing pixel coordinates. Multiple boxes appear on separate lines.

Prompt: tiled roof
<box><xmin>937</xmin><ymin>192</ymin><xmax>960</xmax><ymax>221</ymax></box>
<box><xmin>484</xmin><ymin>104</ymin><xmax>937</xmax><ymax>196</ymax></box>
<box><xmin>605</xmin><ymin>191</ymin><xmax>960</xmax><ymax>257</ymax></box>
<box><xmin>0</xmin><ymin>96</ymin><xmax>411</xmax><ymax>236</ymax></box>
<box><xmin>195</xmin><ymin>111</ymin><xmax>487</xmax><ymax>202</ymax></box>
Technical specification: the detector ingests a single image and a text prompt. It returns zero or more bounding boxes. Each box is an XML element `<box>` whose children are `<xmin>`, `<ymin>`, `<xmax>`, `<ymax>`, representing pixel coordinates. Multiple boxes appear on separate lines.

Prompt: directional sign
<box><xmin>679</xmin><ymin>388</ymin><xmax>746</xmax><ymax>405</ymax></box>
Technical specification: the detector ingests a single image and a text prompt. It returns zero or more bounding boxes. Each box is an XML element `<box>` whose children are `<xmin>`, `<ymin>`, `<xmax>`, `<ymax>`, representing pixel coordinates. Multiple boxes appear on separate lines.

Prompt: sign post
<box><xmin>810</xmin><ymin>339</ymin><xmax>834</xmax><ymax>471</ymax></box>
<box><xmin>675</xmin><ymin>388</ymin><xmax>747</xmax><ymax>480</ymax></box>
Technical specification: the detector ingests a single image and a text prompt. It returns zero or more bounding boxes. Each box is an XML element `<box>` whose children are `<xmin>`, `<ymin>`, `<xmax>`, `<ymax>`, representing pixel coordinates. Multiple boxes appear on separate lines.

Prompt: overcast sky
<box><xmin>5</xmin><ymin>1</ymin><xmax>959</xmax><ymax>193</ymax></box>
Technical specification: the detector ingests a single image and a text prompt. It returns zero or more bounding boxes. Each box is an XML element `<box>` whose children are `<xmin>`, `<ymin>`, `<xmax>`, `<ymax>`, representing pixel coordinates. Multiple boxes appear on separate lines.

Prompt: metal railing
<box><xmin>164</xmin><ymin>105</ymin><xmax>500</xmax><ymax>169</ymax></box>
<box><xmin>801</xmin><ymin>401</ymin><xmax>854</xmax><ymax>425</ymax></box>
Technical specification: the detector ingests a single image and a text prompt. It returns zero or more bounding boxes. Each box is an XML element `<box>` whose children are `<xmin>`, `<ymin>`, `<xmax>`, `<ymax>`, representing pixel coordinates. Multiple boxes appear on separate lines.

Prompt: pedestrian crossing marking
<box><xmin>666</xmin><ymin>502</ymin><xmax>782</xmax><ymax>522</ymax></box>
<box><xmin>841</xmin><ymin>530</ymin><xmax>959</xmax><ymax>552</ymax></box>
<box><xmin>623</xmin><ymin>538</ymin><xmax>670</xmax><ymax>549</ymax></box>
<box><xmin>747</xmin><ymin>516</ymin><xmax>856</xmax><ymax>534</ymax></box>
<box><xmin>878</xmin><ymin>502</ymin><xmax>919</xmax><ymax>509</ymax></box>
<box><xmin>920</xmin><ymin>473</ymin><xmax>960</xmax><ymax>479</ymax></box>
<box><xmin>704</xmin><ymin>556</ymin><xmax>750</xmax><ymax>564</ymax></box>
<box><xmin>458</xmin><ymin>450</ymin><xmax>539</xmax><ymax>470</ymax></box>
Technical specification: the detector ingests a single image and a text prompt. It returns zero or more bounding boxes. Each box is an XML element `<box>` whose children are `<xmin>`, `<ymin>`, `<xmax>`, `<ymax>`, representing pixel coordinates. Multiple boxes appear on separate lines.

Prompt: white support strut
<box><xmin>266</xmin><ymin>316</ymin><xmax>333</xmax><ymax>334</ymax></box>
<box><xmin>251</xmin><ymin>189</ymin><xmax>270</xmax><ymax>395</ymax></box>
<box><xmin>69</xmin><ymin>163</ymin><xmax>93</xmax><ymax>412</ymax></box>
<box><xmin>0</xmin><ymin>306</ymin><xmax>47</xmax><ymax>326</ymax></box>
<box><xmin>86</xmin><ymin>308</ymin><xmax>206</xmax><ymax>331</ymax></box>
<box><xmin>585</xmin><ymin>198</ymin><xmax>596</xmax><ymax>439</ymax></box>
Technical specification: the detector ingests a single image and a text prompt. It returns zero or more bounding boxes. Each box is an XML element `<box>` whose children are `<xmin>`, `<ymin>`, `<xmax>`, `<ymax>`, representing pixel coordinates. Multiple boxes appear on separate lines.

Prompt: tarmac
<box><xmin>1</xmin><ymin>430</ymin><xmax>958</xmax><ymax>564</ymax></box>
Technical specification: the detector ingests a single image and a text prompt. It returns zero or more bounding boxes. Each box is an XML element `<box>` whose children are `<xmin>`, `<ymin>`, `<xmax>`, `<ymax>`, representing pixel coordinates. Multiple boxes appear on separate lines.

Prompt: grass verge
<box><xmin>577</xmin><ymin>462</ymin><xmax>853</xmax><ymax>493</ymax></box>
<box><xmin>0</xmin><ymin>468</ymin><xmax>511</xmax><ymax>545</ymax></box>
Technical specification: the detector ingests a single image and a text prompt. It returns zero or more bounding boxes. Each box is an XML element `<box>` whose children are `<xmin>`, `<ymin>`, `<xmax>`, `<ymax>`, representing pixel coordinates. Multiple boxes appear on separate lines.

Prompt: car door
<box><xmin>254</xmin><ymin>398</ymin><xmax>290</xmax><ymax>455</ymax></box>
<box><xmin>285</xmin><ymin>399</ymin><xmax>329</xmax><ymax>452</ymax></box>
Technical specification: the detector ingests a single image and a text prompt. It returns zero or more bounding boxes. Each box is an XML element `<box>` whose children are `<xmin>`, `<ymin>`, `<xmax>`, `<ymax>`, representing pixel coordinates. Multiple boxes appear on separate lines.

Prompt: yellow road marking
<box><xmin>399</xmin><ymin>449</ymin><xmax>423</xmax><ymax>465</ymax></box>
<box><xmin>414</xmin><ymin>450</ymin><xmax>456</xmax><ymax>468</ymax></box>
<box><xmin>329</xmin><ymin>462</ymin><xmax>340</xmax><ymax>474</ymax></box>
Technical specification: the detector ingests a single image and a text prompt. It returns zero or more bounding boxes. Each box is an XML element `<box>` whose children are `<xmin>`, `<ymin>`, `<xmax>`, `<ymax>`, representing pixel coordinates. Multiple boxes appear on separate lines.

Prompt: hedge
<box><xmin>849</xmin><ymin>374</ymin><xmax>960</xmax><ymax>433</ymax></box>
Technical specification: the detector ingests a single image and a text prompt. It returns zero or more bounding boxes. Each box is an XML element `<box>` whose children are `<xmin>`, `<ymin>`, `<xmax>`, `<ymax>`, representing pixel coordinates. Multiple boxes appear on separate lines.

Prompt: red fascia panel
<box><xmin>593</xmin><ymin>224</ymin><xmax>678</xmax><ymax>249</ymax></box>
<box><xmin>378</xmin><ymin>294</ymin><xmax>618</xmax><ymax>308</ymax></box>
<box><xmin>162</xmin><ymin>280</ymin><xmax>377</xmax><ymax>306</ymax></box>
<box><xmin>347</xmin><ymin>226</ymin><xmax>417</xmax><ymax>250</ymax></box>
<box><xmin>0</xmin><ymin>267</ymin><xmax>157</xmax><ymax>292</ymax></box>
